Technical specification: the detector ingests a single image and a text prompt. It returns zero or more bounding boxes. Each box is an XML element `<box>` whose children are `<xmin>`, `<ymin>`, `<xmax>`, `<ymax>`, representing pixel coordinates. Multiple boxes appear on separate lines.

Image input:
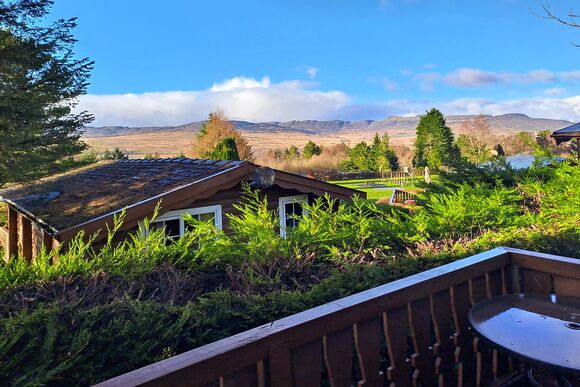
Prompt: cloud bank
<box><xmin>411</xmin><ymin>68</ymin><xmax>578</xmax><ymax>89</ymax></box>
<box><xmin>78</xmin><ymin>76</ymin><xmax>580</xmax><ymax>126</ymax></box>
<box><xmin>80</xmin><ymin>77</ymin><xmax>348</xmax><ymax>126</ymax></box>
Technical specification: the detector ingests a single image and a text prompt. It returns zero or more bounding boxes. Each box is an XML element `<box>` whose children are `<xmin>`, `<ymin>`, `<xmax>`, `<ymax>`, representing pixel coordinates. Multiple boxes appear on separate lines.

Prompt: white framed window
<box><xmin>278</xmin><ymin>195</ymin><xmax>308</xmax><ymax>237</ymax></box>
<box><xmin>151</xmin><ymin>205</ymin><xmax>222</xmax><ymax>241</ymax></box>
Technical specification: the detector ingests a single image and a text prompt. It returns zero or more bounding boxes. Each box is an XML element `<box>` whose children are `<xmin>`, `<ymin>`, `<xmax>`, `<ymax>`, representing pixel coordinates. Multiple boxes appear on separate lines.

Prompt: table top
<box><xmin>468</xmin><ymin>293</ymin><xmax>580</xmax><ymax>376</ymax></box>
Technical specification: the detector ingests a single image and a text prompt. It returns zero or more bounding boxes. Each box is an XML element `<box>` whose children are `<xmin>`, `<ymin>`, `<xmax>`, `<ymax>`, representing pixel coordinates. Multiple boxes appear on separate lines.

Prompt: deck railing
<box><xmin>96</xmin><ymin>247</ymin><xmax>579</xmax><ymax>387</ymax></box>
<box><xmin>389</xmin><ymin>188</ymin><xmax>418</xmax><ymax>205</ymax></box>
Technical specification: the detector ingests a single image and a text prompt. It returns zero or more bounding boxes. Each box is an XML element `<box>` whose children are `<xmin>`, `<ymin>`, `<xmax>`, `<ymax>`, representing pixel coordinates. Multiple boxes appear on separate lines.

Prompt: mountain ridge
<box><xmin>84</xmin><ymin>113</ymin><xmax>573</xmax><ymax>138</ymax></box>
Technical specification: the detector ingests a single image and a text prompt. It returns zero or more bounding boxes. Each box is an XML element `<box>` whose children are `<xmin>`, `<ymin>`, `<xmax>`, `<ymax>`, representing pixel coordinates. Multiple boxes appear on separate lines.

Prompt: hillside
<box><xmin>83</xmin><ymin>113</ymin><xmax>572</xmax><ymax>157</ymax></box>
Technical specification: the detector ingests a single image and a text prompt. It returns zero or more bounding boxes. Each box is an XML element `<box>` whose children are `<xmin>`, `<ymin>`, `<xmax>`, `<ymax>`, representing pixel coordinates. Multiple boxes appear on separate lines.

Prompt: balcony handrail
<box><xmin>96</xmin><ymin>247</ymin><xmax>578</xmax><ymax>387</ymax></box>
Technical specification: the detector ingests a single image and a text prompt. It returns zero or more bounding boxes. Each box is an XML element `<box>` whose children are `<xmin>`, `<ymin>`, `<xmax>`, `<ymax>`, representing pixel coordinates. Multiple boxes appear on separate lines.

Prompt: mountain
<box><xmin>84</xmin><ymin>114</ymin><xmax>572</xmax><ymax>138</ymax></box>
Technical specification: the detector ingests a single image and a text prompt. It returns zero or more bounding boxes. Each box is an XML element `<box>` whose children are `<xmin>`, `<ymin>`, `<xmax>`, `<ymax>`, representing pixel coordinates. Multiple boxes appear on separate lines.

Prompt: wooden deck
<box><xmin>96</xmin><ymin>247</ymin><xmax>579</xmax><ymax>387</ymax></box>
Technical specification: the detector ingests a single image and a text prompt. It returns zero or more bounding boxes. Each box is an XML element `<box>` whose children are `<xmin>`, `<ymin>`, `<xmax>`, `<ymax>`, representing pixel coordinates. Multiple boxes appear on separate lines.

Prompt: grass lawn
<box><xmin>328</xmin><ymin>178</ymin><xmax>415</xmax><ymax>201</ymax></box>
<box><xmin>328</xmin><ymin>175</ymin><xmax>432</xmax><ymax>202</ymax></box>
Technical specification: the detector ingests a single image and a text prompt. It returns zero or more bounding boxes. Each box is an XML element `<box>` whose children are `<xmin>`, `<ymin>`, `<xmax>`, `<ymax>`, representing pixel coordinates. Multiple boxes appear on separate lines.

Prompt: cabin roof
<box><xmin>0</xmin><ymin>158</ymin><xmax>363</xmax><ymax>239</ymax></box>
<box><xmin>552</xmin><ymin>122</ymin><xmax>580</xmax><ymax>144</ymax></box>
<box><xmin>0</xmin><ymin>159</ymin><xmax>247</xmax><ymax>232</ymax></box>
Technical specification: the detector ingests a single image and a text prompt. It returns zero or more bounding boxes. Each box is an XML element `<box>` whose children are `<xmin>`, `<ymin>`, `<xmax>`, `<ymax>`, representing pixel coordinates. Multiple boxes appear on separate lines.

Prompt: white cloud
<box><xmin>442</xmin><ymin>68</ymin><xmax>557</xmax><ymax>88</ymax></box>
<box><xmin>413</xmin><ymin>72</ymin><xmax>440</xmax><ymax>91</ymax></box>
<box><xmin>77</xmin><ymin>75</ymin><xmax>580</xmax><ymax>126</ymax></box>
<box><xmin>544</xmin><ymin>87</ymin><xmax>566</xmax><ymax>96</ymax></box>
<box><xmin>560</xmin><ymin>70</ymin><xmax>580</xmax><ymax>81</ymax></box>
<box><xmin>340</xmin><ymin>97</ymin><xmax>580</xmax><ymax>122</ymax></box>
<box><xmin>305</xmin><ymin>67</ymin><xmax>319</xmax><ymax>79</ymax></box>
<box><xmin>439</xmin><ymin>96</ymin><xmax>580</xmax><ymax>121</ymax></box>
<box><xmin>78</xmin><ymin>76</ymin><xmax>348</xmax><ymax>126</ymax></box>
<box><xmin>369</xmin><ymin>75</ymin><xmax>398</xmax><ymax>92</ymax></box>
<box><xmin>209</xmin><ymin>76</ymin><xmax>270</xmax><ymax>92</ymax></box>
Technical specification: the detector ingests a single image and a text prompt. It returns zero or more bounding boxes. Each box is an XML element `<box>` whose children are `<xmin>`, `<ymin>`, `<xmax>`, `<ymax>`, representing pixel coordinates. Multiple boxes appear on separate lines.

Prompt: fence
<box><xmin>97</xmin><ymin>247</ymin><xmax>579</xmax><ymax>387</ymax></box>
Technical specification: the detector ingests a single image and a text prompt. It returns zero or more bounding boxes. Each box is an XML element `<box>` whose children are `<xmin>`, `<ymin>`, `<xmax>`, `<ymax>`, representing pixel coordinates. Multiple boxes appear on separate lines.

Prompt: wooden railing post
<box><xmin>6</xmin><ymin>206</ymin><xmax>18</xmax><ymax>261</ymax></box>
<box><xmin>19</xmin><ymin>214</ymin><xmax>32</xmax><ymax>262</ymax></box>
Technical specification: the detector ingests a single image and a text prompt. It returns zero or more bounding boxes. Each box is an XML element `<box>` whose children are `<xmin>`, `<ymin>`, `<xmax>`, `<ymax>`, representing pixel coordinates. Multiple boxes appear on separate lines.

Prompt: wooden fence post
<box><xmin>6</xmin><ymin>207</ymin><xmax>18</xmax><ymax>261</ymax></box>
<box><xmin>19</xmin><ymin>214</ymin><xmax>33</xmax><ymax>262</ymax></box>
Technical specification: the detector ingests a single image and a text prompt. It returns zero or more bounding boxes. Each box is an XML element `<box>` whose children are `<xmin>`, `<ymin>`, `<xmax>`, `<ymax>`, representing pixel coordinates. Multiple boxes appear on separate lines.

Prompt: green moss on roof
<box><xmin>0</xmin><ymin>159</ymin><xmax>246</xmax><ymax>231</ymax></box>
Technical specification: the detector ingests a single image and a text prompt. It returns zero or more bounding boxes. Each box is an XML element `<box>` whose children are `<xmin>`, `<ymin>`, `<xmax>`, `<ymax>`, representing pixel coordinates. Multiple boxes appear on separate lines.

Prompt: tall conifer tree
<box><xmin>412</xmin><ymin>108</ymin><xmax>459</xmax><ymax>168</ymax></box>
<box><xmin>0</xmin><ymin>0</ymin><xmax>94</xmax><ymax>185</ymax></box>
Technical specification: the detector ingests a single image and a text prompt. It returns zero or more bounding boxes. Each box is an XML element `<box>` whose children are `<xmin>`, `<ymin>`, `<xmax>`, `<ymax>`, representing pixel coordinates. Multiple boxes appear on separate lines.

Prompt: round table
<box><xmin>468</xmin><ymin>293</ymin><xmax>580</xmax><ymax>380</ymax></box>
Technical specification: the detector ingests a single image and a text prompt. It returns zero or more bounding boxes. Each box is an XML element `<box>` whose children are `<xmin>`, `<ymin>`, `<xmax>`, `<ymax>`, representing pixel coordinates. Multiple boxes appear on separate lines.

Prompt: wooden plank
<box><xmin>323</xmin><ymin>327</ymin><xmax>354</xmax><ymax>387</ymax></box>
<box><xmin>384</xmin><ymin>307</ymin><xmax>411</xmax><ymax>387</ymax></box>
<box><xmin>522</xmin><ymin>269</ymin><xmax>552</xmax><ymax>294</ymax></box>
<box><xmin>430</xmin><ymin>290</ymin><xmax>454</xmax><ymax>386</ymax></box>
<box><xmin>291</xmin><ymin>339</ymin><xmax>323</xmax><ymax>387</ymax></box>
<box><xmin>269</xmin><ymin>343</ymin><xmax>293</xmax><ymax>387</ymax></box>
<box><xmin>469</xmin><ymin>276</ymin><xmax>487</xmax><ymax>305</ymax></box>
<box><xmin>19</xmin><ymin>214</ymin><xmax>32</xmax><ymax>262</ymax></box>
<box><xmin>510</xmin><ymin>265</ymin><xmax>521</xmax><ymax>294</ymax></box>
<box><xmin>485</xmin><ymin>270</ymin><xmax>503</xmax><ymax>298</ymax></box>
<box><xmin>501</xmin><ymin>266</ymin><xmax>512</xmax><ymax>295</ymax></box>
<box><xmin>450</xmin><ymin>282</ymin><xmax>475</xmax><ymax>387</ymax></box>
<box><xmin>553</xmin><ymin>275</ymin><xmax>580</xmax><ymax>297</ymax></box>
<box><xmin>469</xmin><ymin>276</ymin><xmax>493</xmax><ymax>386</ymax></box>
<box><xmin>7</xmin><ymin>206</ymin><xmax>18</xmax><ymax>260</ymax></box>
<box><xmin>354</xmin><ymin>318</ymin><xmax>383</xmax><ymax>387</ymax></box>
<box><xmin>220</xmin><ymin>363</ymin><xmax>260</xmax><ymax>387</ymax></box>
<box><xmin>407</xmin><ymin>299</ymin><xmax>434</xmax><ymax>387</ymax></box>
<box><xmin>507</xmin><ymin>248</ymin><xmax>580</xmax><ymax>280</ymax></box>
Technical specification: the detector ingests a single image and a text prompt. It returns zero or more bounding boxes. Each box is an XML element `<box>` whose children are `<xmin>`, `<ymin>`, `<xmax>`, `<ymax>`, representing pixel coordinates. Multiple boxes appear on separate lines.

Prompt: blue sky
<box><xmin>50</xmin><ymin>0</ymin><xmax>580</xmax><ymax>126</ymax></box>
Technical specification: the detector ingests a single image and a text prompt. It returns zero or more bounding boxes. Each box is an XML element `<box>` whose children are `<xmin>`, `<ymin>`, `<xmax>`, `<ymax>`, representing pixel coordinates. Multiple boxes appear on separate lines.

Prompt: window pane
<box><xmin>164</xmin><ymin>219</ymin><xmax>181</xmax><ymax>238</ymax></box>
<box><xmin>185</xmin><ymin>212</ymin><xmax>215</xmax><ymax>232</ymax></box>
<box><xmin>294</xmin><ymin>203</ymin><xmax>303</xmax><ymax>217</ymax></box>
<box><xmin>198</xmin><ymin>212</ymin><xmax>215</xmax><ymax>222</ymax></box>
<box><xmin>283</xmin><ymin>200</ymin><xmax>303</xmax><ymax>230</ymax></box>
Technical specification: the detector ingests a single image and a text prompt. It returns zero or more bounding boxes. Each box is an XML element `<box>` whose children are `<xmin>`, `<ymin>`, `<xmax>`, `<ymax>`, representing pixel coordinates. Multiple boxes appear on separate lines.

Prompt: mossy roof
<box><xmin>0</xmin><ymin>158</ymin><xmax>246</xmax><ymax>231</ymax></box>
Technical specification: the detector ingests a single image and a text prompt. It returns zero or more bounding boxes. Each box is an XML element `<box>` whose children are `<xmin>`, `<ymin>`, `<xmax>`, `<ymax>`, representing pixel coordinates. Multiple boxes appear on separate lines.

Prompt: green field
<box><xmin>329</xmin><ymin>177</ymin><xmax>421</xmax><ymax>201</ymax></box>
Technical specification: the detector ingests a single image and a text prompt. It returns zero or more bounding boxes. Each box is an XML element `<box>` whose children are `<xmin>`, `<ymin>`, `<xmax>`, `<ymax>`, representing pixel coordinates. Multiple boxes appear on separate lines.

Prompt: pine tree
<box><xmin>369</xmin><ymin>133</ymin><xmax>400</xmax><ymax>173</ymax></box>
<box><xmin>209</xmin><ymin>137</ymin><xmax>240</xmax><ymax>160</ymax></box>
<box><xmin>412</xmin><ymin>108</ymin><xmax>459</xmax><ymax>169</ymax></box>
<box><xmin>0</xmin><ymin>0</ymin><xmax>94</xmax><ymax>186</ymax></box>
<box><xmin>349</xmin><ymin>142</ymin><xmax>373</xmax><ymax>170</ymax></box>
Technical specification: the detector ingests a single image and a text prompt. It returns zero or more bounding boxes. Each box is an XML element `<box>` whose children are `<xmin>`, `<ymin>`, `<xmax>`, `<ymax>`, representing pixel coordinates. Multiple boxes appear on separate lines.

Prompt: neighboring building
<box><xmin>0</xmin><ymin>158</ymin><xmax>363</xmax><ymax>261</ymax></box>
<box><xmin>552</xmin><ymin>122</ymin><xmax>580</xmax><ymax>159</ymax></box>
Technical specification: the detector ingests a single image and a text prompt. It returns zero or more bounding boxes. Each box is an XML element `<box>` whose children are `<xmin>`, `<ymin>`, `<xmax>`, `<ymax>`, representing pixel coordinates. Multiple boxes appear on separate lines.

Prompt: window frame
<box><xmin>151</xmin><ymin>204</ymin><xmax>223</xmax><ymax>238</ymax></box>
<box><xmin>278</xmin><ymin>194</ymin><xmax>308</xmax><ymax>237</ymax></box>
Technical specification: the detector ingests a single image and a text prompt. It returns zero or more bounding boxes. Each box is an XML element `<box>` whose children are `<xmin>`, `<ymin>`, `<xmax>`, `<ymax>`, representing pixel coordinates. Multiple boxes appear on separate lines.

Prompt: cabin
<box><xmin>552</xmin><ymin>122</ymin><xmax>580</xmax><ymax>159</ymax></box>
<box><xmin>0</xmin><ymin>158</ymin><xmax>364</xmax><ymax>261</ymax></box>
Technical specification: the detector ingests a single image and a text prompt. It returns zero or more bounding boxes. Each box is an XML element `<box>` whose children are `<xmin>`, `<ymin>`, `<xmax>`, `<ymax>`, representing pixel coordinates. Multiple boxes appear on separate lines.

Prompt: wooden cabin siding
<box><xmin>178</xmin><ymin>183</ymin><xmax>314</xmax><ymax>232</ymax></box>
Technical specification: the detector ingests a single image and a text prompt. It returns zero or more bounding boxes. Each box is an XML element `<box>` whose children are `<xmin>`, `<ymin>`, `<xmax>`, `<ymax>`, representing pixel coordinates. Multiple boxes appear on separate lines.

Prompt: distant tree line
<box><xmin>341</xmin><ymin>133</ymin><xmax>400</xmax><ymax>173</ymax></box>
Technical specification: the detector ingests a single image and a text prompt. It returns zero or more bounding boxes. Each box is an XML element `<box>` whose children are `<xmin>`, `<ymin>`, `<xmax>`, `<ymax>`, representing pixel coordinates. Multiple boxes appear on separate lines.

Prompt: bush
<box><xmin>0</xmin><ymin>163</ymin><xmax>578</xmax><ymax>385</ymax></box>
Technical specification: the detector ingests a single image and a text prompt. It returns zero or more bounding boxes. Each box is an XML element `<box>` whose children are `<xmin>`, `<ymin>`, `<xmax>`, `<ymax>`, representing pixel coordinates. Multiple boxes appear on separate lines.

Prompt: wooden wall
<box><xmin>2</xmin><ymin>205</ymin><xmax>55</xmax><ymax>262</ymax></box>
<box><xmin>179</xmin><ymin>183</ymin><xmax>315</xmax><ymax>231</ymax></box>
<box><xmin>3</xmin><ymin>183</ymin><xmax>319</xmax><ymax>257</ymax></box>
